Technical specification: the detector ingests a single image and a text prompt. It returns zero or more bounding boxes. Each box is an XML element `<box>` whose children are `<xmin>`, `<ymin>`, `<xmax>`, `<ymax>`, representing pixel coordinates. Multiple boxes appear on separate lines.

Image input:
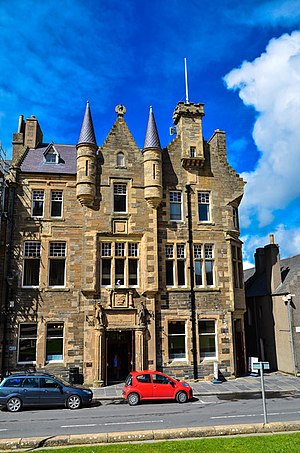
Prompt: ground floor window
<box><xmin>199</xmin><ymin>320</ymin><xmax>217</xmax><ymax>360</ymax></box>
<box><xmin>168</xmin><ymin>321</ymin><xmax>186</xmax><ymax>360</ymax></box>
<box><xmin>18</xmin><ymin>323</ymin><xmax>37</xmax><ymax>363</ymax></box>
<box><xmin>46</xmin><ymin>323</ymin><xmax>64</xmax><ymax>361</ymax></box>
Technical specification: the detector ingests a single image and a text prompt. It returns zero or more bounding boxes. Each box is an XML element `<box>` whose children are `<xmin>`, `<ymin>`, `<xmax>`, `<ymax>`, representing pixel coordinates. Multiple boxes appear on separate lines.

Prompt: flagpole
<box><xmin>184</xmin><ymin>57</ymin><xmax>189</xmax><ymax>103</ymax></box>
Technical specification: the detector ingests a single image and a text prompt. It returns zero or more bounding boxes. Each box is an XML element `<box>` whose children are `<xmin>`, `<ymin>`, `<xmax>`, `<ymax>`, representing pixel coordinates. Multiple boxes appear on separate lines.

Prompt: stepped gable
<box><xmin>100</xmin><ymin>114</ymin><xmax>141</xmax><ymax>156</ymax></box>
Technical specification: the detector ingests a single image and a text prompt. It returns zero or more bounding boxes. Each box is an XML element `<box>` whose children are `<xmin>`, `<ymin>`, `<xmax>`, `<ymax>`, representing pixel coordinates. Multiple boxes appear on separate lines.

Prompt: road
<box><xmin>1</xmin><ymin>394</ymin><xmax>300</xmax><ymax>439</ymax></box>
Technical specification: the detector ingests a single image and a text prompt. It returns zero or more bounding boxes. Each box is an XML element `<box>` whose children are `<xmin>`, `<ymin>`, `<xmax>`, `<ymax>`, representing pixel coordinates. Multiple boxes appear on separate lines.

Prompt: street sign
<box><xmin>253</xmin><ymin>362</ymin><xmax>270</xmax><ymax>370</ymax></box>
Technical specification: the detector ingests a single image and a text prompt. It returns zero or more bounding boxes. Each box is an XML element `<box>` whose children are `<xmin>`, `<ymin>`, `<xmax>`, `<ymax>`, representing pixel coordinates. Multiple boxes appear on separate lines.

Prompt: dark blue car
<box><xmin>0</xmin><ymin>372</ymin><xmax>93</xmax><ymax>412</ymax></box>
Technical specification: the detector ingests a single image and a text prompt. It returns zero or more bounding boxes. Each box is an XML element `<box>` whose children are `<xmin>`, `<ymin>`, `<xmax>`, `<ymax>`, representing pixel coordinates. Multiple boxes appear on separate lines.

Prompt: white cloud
<box><xmin>224</xmin><ymin>31</ymin><xmax>300</xmax><ymax>228</ymax></box>
<box><xmin>225</xmin><ymin>0</ymin><xmax>300</xmax><ymax>27</ymax></box>
<box><xmin>241</xmin><ymin>224</ymin><xmax>300</xmax><ymax>268</ymax></box>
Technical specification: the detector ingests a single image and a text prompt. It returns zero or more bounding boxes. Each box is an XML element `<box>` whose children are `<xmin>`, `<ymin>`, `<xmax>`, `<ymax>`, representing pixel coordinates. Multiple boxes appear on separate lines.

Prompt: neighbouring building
<box><xmin>244</xmin><ymin>235</ymin><xmax>300</xmax><ymax>375</ymax></box>
<box><xmin>2</xmin><ymin>100</ymin><xmax>246</xmax><ymax>384</ymax></box>
<box><xmin>0</xmin><ymin>143</ymin><xmax>9</xmax><ymax>375</ymax></box>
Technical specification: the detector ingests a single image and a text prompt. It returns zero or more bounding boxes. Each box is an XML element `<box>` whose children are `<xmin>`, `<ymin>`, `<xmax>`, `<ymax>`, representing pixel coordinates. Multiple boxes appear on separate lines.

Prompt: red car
<box><xmin>122</xmin><ymin>370</ymin><xmax>193</xmax><ymax>406</ymax></box>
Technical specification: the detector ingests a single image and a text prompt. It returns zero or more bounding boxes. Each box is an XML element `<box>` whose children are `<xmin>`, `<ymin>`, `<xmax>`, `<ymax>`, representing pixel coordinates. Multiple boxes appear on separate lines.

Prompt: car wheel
<box><xmin>7</xmin><ymin>397</ymin><xmax>22</xmax><ymax>412</ymax></box>
<box><xmin>128</xmin><ymin>392</ymin><xmax>140</xmax><ymax>406</ymax></box>
<box><xmin>176</xmin><ymin>391</ymin><xmax>188</xmax><ymax>403</ymax></box>
<box><xmin>66</xmin><ymin>394</ymin><xmax>81</xmax><ymax>409</ymax></box>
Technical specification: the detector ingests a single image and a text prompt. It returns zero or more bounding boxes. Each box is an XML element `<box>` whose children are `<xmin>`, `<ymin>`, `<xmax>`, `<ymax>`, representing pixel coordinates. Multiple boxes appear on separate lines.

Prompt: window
<box><xmin>204</xmin><ymin>244</ymin><xmax>214</xmax><ymax>286</ymax></box>
<box><xmin>128</xmin><ymin>243</ymin><xmax>138</xmax><ymax>286</ymax></box>
<box><xmin>190</xmin><ymin>146</ymin><xmax>196</xmax><ymax>157</ymax></box>
<box><xmin>100</xmin><ymin>242</ymin><xmax>139</xmax><ymax>287</ymax></box>
<box><xmin>194</xmin><ymin>244</ymin><xmax>215</xmax><ymax>287</ymax></box>
<box><xmin>32</xmin><ymin>190</ymin><xmax>44</xmax><ymax>217</ymax></box>
<box><xmin>199</xmin><ymin>320</ymin><xmax>216</xmax><ymax>360</ymax></box>
<box><xmin>168</xmin><ymin>321</ymin><xmax>186</xmax><ymax>360</ymax></box>
<box><xmin>51</xmin><ymin>191</ymin><xmax>63</xmax><ymax>217</ymax></box>
<box><xmin>165</xmin><ymin>244</ymin><xmax>186</xmax><ymax>287</ymax></box>
<box><xmin>233</xmin><ymin>207</ymin><xmax>239</xmax><ymax>230</ymax></box>
<box><xmin>152</xmin><ymin>374</ymin><xmax>171</xmax><ymax>384</ymax></box>
<box><xmin>101</xmin><ymin>243</ymin><xmax>112</xmax><ymax>286</ymax></box>
<box><xmin>40</xmin><ymin>377</ymin><xmax>60</xmax><ymax>388</ymax></box>
<box><xmin>18</xmin><ymin>323</ymin><xmax>37</xmax><ymax>363</ymax></box>
<box><xmin>170</xmin><ymin>191</ymin><xmax>182</xmax><ymax>221</ymax></box>
<box><xmin>49</xmin><ymin>242</ymin><xmax>66</xmax><ymax>287</ymax></box>
<box><xmin>232</xmin><ymin>244</ymin><xmax>243</xmax><ymax>288</ymax></box>
<box><xmin>117</xmin><ymin>153</ymin><xmax>125</xmax><ymax>167</ymax></box>
<box><xmin>23</xmin><ymin>241</ymin><xmax>41</xmax><ymax>287</ymax></box>
<box><xmin>194</xmin><ymin>244</ymin><xmax>203</xmax><ymax>286</ymax></box>
<box><xmin>114</xmin><ymin>184</ymin><xmax>127</xmax><ymax>212</ymax></box>
<box><xmin>136</xmin><ymin>374</ymin><xmax>151</xmax><ymax>383</ymax></box>
<box><xmin>3</xmin><ymin>378</ymin><xmax>23</xmax><ymax>388</ymax></box>
<box><xmin>165</xmin><ymin>244</ymin><xmax>174</xmax><ymax>286</ymax></box>
<box><xmin>22</xmin><ymin>377</ymin><xmax>39</xmax><ymax>388</ymax></box>
<box><xmin>46</xmin><ymin>323</ymin><xmax>64</xmax><ymax>361</ymax></box>
<box><xmin>198</xmin><ymin>191</ymin><xmax>210</xmax><ymax>221</ymax></box>
<box><xmin>176</xmin><ymin>244</ymin><xmax>186</xmax><ymax>286</ymax></box>
<box><xmin>45</xmin><ymin>149</ymin><xmax>58</xmax><ymax>163</ymax></box>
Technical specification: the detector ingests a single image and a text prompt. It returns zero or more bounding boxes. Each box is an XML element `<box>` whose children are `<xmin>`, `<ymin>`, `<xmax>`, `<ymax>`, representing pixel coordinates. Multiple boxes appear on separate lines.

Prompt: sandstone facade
<box><xmin>2</xmin><ymin>101</ymin><xmax>246</xmax><ymax>384</ymax></box>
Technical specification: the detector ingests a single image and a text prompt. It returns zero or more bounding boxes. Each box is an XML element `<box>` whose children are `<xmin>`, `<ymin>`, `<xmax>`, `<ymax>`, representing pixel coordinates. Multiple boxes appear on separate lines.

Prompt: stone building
<box><xmin>2</xmin><ymin>100</ymin><xmax>245</xmax><ymax>384</ymax></box>
<box><xmin>0</xmin><ymin>145</ymin><xmax>9</xmax><ymax>375</ymax></box>
<box><xmin>244</xmin><ymin>235</ymin><xmax>300</xmax><ymax>375</ymax></box>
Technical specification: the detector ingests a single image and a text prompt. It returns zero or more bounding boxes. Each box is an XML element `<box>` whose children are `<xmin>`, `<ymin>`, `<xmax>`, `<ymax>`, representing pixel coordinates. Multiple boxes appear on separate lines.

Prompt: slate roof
<box><xmin>274</xmin><ymin>254</ymin><xmax>300</xmax><ymax>295</ymax></box>
<box><xmin>144</xmin><ymin>106</ymin><xmax>161</xmax><ymax>149</ymax></box>
<box><xmin>20</xmin><ymin>144</ymin><xmax>77</xmax><ymax>174</ymax></box>
<box><xmin>78</xmin><ymin>101</ymin><xmax>97</xmax><ymax>146</ymax></box>
<box><xmin>244</xmin><ymin>254</ymin><xmax>300</xmax><ymax>297</ymax></box>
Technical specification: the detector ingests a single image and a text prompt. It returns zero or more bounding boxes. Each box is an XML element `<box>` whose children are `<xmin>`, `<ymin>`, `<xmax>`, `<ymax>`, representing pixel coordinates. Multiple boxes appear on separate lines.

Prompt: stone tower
<box><xmin>76</xmin><ymin>102</ymin><xmax>98</xmax><ymax>206</ymax></box>
<box><xmin>173</xmin><ymin>102</ymin><xmax>205</xmax><ymax>168</ymax></box>
<box><xmin>143</xmin><ymin>106</ymin><xmax>162</xmax><ymax>208</ymax></box>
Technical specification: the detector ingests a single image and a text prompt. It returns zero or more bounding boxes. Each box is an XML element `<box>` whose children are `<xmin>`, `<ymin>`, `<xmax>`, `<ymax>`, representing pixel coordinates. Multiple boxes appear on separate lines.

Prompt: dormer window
<box><xmin>117</xmin><ymin>152</ymin><xmax>125</xmax><ymax>167</ymax></box>
<box><xmin>44</xmin><ymin>145</ymin><xmax>59</xmax><ymax>164</ymax></box>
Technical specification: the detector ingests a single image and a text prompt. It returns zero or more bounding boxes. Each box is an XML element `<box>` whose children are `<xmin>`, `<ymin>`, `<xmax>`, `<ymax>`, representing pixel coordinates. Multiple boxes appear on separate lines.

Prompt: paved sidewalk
<box><xmin>92</xmin><ymin>372</ymin><xmax>300</xmax><ymax>400</ymax></box>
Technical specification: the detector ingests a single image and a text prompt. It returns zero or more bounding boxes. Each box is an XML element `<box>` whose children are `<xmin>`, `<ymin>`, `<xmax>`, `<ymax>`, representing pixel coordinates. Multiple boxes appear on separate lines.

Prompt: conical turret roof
<box><xmin>78</xmin><ymin>101</ymin><xmax>97</xmax><ymax>146</ymax></box>
<box><xmin>143</xmin><ymin>106</ymin><xmax>161</xmax><ymax>149</ymax></box>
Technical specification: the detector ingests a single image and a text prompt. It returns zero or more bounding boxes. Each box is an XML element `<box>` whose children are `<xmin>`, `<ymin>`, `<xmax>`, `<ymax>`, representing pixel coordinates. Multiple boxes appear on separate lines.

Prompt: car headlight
<box><xmin>181</xmin><ymin>383</ymin><xmax>190</xmax><ymax>388</ymax></box>
<box><xmin>82</xmin><ymin>390</ymin><xmax>92</xmax><ymax>394</ymax></box>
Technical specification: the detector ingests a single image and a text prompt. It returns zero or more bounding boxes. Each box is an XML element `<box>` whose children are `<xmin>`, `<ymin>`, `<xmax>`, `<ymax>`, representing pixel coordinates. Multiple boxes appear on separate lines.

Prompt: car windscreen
<box><xmin>124</xmin><ymin>374</ymin><xmax>132</xmax><ymax>386</ymax></box>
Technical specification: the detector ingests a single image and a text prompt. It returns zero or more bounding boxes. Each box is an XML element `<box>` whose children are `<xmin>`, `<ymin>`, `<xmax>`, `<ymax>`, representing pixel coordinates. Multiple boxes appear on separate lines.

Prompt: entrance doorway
<box><xmin>234</xmin><ymin>319</ymin><xmax>246</xmax><ymax>376</ymax></box>
<box><xmin>106</xmin><ymin>330</ymin><xmax>135</xmax><ymax>384</ymax></box>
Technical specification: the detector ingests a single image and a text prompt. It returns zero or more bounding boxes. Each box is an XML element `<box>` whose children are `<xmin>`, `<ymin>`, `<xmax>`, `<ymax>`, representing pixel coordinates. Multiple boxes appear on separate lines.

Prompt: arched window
<box><xmin>117</xmin><ymin>153</ymin><xmax>125</xmax><ymax>167</ymax></box>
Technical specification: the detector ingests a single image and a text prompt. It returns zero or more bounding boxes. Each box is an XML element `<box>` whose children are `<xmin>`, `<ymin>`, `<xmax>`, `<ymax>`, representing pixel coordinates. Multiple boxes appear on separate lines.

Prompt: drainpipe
<box><xmin>185</xmin><ymin>184</ymin><xmax>198</xmax><ymax>380</ymax></box>
<box><xmin>284</xmin><ymin>294</ymin><xmax>297</xmax><ymax>377</ymax></box>
<box><xmin>1</xmin><ymin>185</ymin><xmax>16</xmax><ymax>375</ymax></box>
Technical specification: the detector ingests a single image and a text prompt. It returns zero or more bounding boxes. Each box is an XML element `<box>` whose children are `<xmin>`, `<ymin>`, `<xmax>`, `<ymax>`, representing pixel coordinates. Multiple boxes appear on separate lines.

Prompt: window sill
<box><xmin>44</xmin><ymin>287</ymin><xmax>70</xmax><ymax>292</ymax></box>
<box><xmin>28</xmin><ymin>217</ymin><xmax>66</xmax><ymax>222</ymax></box>
<box><xmin>17</xmin><ymin>361</ymin><xmax>36</xmax><ymax>365</ymax></box>
<box><xmin>22</xmin><ymin>286</ymin><xmax>40</xmax><ymax>289</ymax></box>
<box><xmin>197</xmin><ymin>221</ymin><xmax>215</xmax><ymax>226</ymax></box>
<box><xmin>200</xmin><ymin>357</ymin><xmax>217</xmax><ymax>362</ymax></box>
<box><xmin>167</xmin><ymin>359</ymin><xmax>188</xmax><ymax>365</ymax></box>
<box><xmin>166</xmin><ymin>287</ymin><xmax>220</xmax><ymax>292</ymax></box>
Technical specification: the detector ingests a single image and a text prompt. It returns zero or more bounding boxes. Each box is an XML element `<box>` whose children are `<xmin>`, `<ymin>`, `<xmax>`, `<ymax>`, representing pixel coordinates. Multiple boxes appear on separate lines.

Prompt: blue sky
<box><xmin>1</xmin><ymin>0</ymin><xmax>300</xmax><ymax>267</ymax></box>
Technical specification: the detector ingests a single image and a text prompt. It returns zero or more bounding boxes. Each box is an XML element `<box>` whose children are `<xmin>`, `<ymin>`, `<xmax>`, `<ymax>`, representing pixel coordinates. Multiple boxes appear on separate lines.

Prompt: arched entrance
<box><xmin>106</xmin><ymin>330</ymin><xmax>135</xmax><ymax>383</ymax></box>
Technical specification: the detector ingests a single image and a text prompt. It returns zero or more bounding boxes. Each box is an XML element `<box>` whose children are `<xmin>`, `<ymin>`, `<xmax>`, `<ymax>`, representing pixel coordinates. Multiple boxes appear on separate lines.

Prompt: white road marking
<box><xmin>61</xmin><ymin>424</ymin><xmax>98</xmax><ymax>428</ymax></box>
<box><xmin>0</xmin><ymin>430</ymin><xmax>8</xmax><ymax>432</ymax></box>
<box><xmin>61</xmin><ymin>420</ymin><xmax>164</xmax><ymax>429</ymax></box>
<box><xmin>102</xmin><ymin>420</ymin><xmax>164</xmax><ymax>426</ymax></box>
<box><xmin>211</xmin><ymin>410</ymin><xmax>300</xmax><ymax>420</ymax></box>
<box><xmin>195</xmin><ymin>400</ymin><xmax>215</xmax><ymax>404</ymax></box>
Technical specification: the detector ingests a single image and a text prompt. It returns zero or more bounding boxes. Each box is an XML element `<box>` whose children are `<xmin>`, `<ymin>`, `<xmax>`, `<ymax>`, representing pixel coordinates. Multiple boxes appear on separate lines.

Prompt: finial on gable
<box><xmin>115</xmin><ymin>104</ymin><xmax>126</xmax><ymax>117</ymax></box>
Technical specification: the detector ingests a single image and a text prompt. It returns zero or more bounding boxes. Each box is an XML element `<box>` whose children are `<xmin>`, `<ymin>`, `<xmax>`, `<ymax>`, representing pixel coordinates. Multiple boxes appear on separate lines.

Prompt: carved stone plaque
<box><xmin>114</xmin><ymin>292</ymin><xmax>128</xmax><ymax>308</ymax></box>
<box><xmin>113</xmin><ymin>220</ymin><xmax>127</xmax><ymax>234</ymax></box>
